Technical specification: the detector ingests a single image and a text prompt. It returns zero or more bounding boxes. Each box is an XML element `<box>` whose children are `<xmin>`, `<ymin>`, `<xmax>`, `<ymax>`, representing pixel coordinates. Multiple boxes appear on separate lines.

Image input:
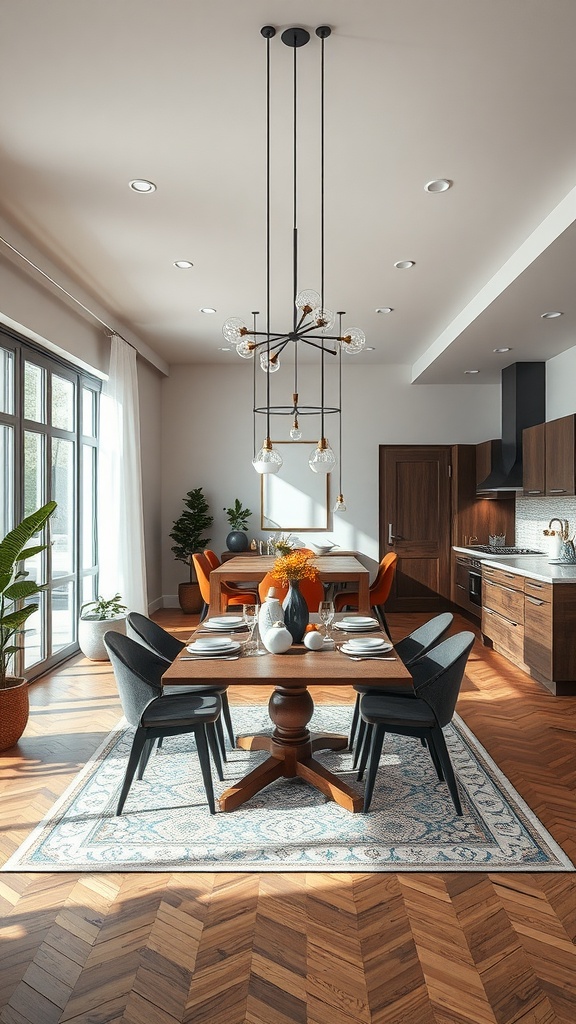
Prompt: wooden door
<box><xmin>545</xmin><ymin>415</ymin><xmax>576</xmax><ymax>496</ymax></box>
<box><xmin>379</xmin><ymin>446</ymin><xmax>452</xmax><ymax>612</ymax></box>
<box><xmin>523</xmin><ymin>423</ymin><xmax>546</xmax><ymax>496</ymax></box>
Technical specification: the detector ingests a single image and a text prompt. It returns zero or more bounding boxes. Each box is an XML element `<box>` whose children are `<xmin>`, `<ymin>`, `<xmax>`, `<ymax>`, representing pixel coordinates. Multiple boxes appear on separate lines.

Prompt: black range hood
<box><xmin>477</xmin><ymin>362</ymin><xmax>545</xmax><ymax>493</ymax></box>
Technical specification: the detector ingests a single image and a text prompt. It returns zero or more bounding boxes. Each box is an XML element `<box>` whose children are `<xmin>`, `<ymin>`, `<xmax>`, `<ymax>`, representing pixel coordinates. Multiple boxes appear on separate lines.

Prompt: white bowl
<box><xmin>311</xmin><ymin>542</ymin><xmax>338</xmax><ymax>555</ymax></box>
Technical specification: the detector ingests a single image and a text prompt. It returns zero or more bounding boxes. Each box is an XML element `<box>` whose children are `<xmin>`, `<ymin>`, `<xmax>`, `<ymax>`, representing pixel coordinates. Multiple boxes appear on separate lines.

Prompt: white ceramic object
<box><xmin>78</xmin><ymin>614</ymin><xmax>127</xmax><ymax>661</ymax></box>
<box><xmin>340</xmin><ymin>641</ymin><xmax>393</xmax><ymax>654</ymax></box>
<box><xmin>262</xmin><ymin>621</ymin><xmax>292</xmax><ymax>654</ymax></box>
<box><xmin>303</xmin><ymin>630</ymin><xmax>325</xmax><ymax>650</ymax></box>
<box><xmin>259</xmin><ymin>588</ymin><xmax>285</xmax><ymax>637</ymax></box>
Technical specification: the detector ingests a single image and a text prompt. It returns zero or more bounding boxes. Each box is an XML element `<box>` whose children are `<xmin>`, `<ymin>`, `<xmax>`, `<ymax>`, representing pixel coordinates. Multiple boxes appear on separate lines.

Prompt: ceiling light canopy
<box><xmin>128</xmin><ymin>179</ymin><xmax>156</xmax><ymax>193</ymax></box>
<box><xmin>222</xmin><ymin>25</ymin><xmax>365</xmax><ymax>501</ymax></box>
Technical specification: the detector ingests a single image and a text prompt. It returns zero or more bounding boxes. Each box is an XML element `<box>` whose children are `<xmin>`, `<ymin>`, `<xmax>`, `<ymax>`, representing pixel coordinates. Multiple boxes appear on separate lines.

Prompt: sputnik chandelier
<box><xmin>222</xmin><ymin>25</ymin><xmax>365</xmax><ymax>506</ymax></box>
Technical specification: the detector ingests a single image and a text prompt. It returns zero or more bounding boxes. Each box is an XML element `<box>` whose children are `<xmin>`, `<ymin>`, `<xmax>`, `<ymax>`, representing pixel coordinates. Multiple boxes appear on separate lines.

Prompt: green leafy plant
<box><xmin>170</xmin><ymin>487</ymin><xmax>214</xmax><ymax>582</ymax></box>
<box><xmin>223</xmin><ymin>498</ymin><xmax>252</xmax><ymax>532</ymax></box>
<box><xmin>0</xmin><ymin>500</ymin><xmax>57</xmax><ymax>689</ymax></box>
<box><xmin>80</xmin><ymin>594</ymin><xmax>127</xmax><ymax>621</ymax></box>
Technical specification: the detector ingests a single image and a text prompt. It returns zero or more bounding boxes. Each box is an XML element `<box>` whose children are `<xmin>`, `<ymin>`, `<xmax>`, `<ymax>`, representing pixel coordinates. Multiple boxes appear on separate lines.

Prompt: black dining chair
<box><xmin>104</xmin><ymin>631</ymin><xmax>223</xmax><ymax>815</ymax></box>
<box><xmin>359</xmin><ymin>630</ymin><xmax>476</xmax><ymax>814</ymax></box>
<box><xmin>127</xmin><ymin>611</ymin><xmax>236</xmax><ymax>753</ymax></box>
<box><xmin>349</xmin><ymin>612</ymin><xmax>454</xmax><ymax>757</ymax></box>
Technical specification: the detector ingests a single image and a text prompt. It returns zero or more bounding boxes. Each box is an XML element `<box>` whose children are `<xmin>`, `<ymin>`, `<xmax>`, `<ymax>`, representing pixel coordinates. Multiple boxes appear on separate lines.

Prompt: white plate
<box><xmin>333</xmin><ymin>621</ymin><xmax>379</xmax><ymax>632</ymax></box>
<box><xmin>187</xmin><ymin>638</ymin><xmax>239</xmax><ymax>653</ymax></box>
<box><xmin>340</xmin><ymin>641</ymin><xmax>393</xmax><ymax>655</ymax></box>
<box><xmin>340</xmin><ymin>616</ymin><xmax>378</xmax><ymax>626</ymax></box>
<box><xmin>203</xmin><ymin>617</ymin><xmax>246</xmax><ymax>630</ymax></box>
<box><xmin>347</xmin><ymin>637</ymin><xmax>389</xmax><ymax>649</ymax></box>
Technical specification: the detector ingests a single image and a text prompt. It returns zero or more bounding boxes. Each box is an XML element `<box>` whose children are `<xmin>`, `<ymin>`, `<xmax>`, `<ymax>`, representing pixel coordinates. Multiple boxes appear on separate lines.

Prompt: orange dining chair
<box><xmin>192</xmin><ymin>553</ymin><xmax>258</xmax><ymax>621</ymax></box>
<box><xmin>258</xmin><ymin>571</ymin><xmax>325</xmax><ymax>612</ymax></box>
<box><xmin>334</xmin><ymin>551</ymin><xmax>398</xmax><ymax>634</ymax></box>
<box><xmin>204</xmin><ymin>548</ymin><xmax>259</xmax><ymax>594</ymax></box>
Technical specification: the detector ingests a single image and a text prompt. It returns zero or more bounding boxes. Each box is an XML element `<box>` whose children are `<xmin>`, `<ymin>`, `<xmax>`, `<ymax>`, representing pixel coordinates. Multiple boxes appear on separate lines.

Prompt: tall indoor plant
<box><xmin>0</xmin><ymin>499</ymin><xmax>57</xmax><ymax>750</ymax></box>
<box><xmin>170</xmin><ymin>487</ymin><xmax>214</xmax><ymax>613</ymax></box>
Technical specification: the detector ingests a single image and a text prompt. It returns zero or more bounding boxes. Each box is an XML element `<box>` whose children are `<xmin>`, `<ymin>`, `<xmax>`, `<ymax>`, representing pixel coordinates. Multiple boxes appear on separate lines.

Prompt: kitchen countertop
<box><xmin>452</xmin><ymin>546</ymin><xmax>576</xmax><ymax>584</ymax></box>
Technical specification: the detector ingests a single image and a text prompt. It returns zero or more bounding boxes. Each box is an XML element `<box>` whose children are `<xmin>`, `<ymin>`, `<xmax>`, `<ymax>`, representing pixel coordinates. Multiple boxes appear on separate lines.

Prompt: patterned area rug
<box><xmin>3</xmin><ymin>706</ymin><xmax>572</xmax><ymax>872</ymax></box>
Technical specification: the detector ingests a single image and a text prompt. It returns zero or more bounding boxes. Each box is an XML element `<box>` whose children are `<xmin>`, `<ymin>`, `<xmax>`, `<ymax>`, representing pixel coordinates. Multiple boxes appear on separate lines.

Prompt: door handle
<box><xmin>388</xmin><ymin>523</ymin><xmax>401</xmax><ymax>545</ymax></box>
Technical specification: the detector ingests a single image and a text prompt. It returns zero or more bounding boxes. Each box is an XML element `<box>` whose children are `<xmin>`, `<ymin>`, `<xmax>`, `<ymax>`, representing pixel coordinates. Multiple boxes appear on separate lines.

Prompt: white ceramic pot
<box><xmin>78</xmin><ymin>614</ymin><xmax>127</xmax><ymax>661</ymax></box>
<box><xmin>303</xmin><ymin>630</ymin><xmax>324</xmax><ymax>650</ymax></box>
<box><xmin>262</xmin><ymin>621</ymin><xmax>292</xmax><ymax>654</ymax></box>
<box><xmin>258</xmin><ymin>588</ymin><xmax>285</xmax><ymax>636</ymax></box>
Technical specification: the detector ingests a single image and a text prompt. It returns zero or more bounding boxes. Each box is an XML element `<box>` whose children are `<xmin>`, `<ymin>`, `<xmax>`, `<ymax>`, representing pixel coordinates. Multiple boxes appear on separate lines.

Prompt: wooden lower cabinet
<box><xmin>482</xmin><ymin>567</ymin><xmax>576</xmax><ymax>695</ymax></box>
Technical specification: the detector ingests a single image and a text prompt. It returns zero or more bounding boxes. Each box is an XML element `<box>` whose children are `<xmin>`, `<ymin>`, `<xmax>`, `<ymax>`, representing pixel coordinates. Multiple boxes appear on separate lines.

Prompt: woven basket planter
<box><xmin>0</xmin><ymin>678</ymin><xmax>29</xmax><ymax>751</ymax></box>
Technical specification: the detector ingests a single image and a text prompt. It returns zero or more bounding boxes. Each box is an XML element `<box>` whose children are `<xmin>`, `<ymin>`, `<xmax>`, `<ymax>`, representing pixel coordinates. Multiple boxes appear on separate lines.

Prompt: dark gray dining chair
<box><xmin>104</xmin><ymin>631</ymin><xmax>223</xmax><ymax>815</ymax></box>
<box><xmin>359</xmin><ymin>630</ymin><xmax>476</xmax><ymax>814</ymax></box>
<box><xmin>127</xmin><ymin>611</ymin><xmax>236</xmax><ymax>752</ymax></box>
<box><xmin>349</xmin><ymin>612</ymin><xmax>454</xmax><ymax>756</ymax></box>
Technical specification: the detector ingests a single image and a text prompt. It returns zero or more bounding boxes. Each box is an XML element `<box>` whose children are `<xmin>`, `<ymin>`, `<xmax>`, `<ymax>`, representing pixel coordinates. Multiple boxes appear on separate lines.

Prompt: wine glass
<box><xmin>318</xmin><ymin>600</ymin><xmax>335</xmax><ymax>641</ymax></box>
<box><xmin>243</xmin><ymin>604</ymin><xmax>266</xmax><ymax>656</ymax></box>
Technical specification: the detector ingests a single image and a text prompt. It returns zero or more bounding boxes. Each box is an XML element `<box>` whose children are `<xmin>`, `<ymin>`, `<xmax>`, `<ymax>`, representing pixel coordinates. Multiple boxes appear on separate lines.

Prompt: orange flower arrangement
<box><xmin>272</xmin><ymin>551</ymin><xmax>319</xmax><ymax>586</ymax></box>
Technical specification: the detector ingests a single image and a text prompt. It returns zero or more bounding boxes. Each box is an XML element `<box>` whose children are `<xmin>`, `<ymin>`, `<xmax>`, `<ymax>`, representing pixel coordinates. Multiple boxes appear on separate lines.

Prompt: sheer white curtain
<box><xmin>97</xmin><ymin>335</ymin><xmax>148</xmax><ymax>614</ymax></box>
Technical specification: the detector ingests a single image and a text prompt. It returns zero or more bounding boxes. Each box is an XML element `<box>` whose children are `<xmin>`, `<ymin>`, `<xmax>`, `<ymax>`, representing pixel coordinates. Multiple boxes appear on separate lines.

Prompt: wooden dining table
<box><xmin>162</xmin><ymin>615</ymin><xmax>412</xmax><ymax>813</ymax></box>
<box><xmin>208</xmin><ymin>553</ymin><xmax>371</xmax><ymax>615</ymax></box>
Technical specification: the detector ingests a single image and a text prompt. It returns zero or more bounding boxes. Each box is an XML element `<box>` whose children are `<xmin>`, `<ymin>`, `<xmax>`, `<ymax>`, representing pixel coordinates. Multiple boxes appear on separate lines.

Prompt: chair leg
<box><xmin>363</xmin><ymin>724</ymin><xmax>386</xmax><ymax>812</ymax></box>
<box><xmin>137</xmin><ymin>736</ymin><xmax>156</xmax><ymax>780</ymax></box>
<box><xmin>356</xmin><ymin>722</ymin><xmax>374</xmax><ymax>781</ymax></box>
<box><xmin>352</xmin><ymin>717</ymin><xmax>367</xmax><ymax>770</ymax></box>
<box><xmin>200</xmin><ymin>602</ymin><xmax>209</xmax><ymax>622</ymax></box>
<box><xmin>430</xmin><ymin>724</ymin><xmax>462</xmax><ymax>815</ymax></box>
<box><xmin>215</xmin><ymin>714</ymin><xmax>227</xmax><ymax>762</ymax></box>
<box><xmin>425</xmin><ymin>733</ymin><xmax>444</xmax><ymax>781</ymax></box>
<box><xmin>206</xmin><ymin>723</ymin><xmax>224</xmax><ymax>781</ymax></box>
<box><xmin>195</xmin><ymin>725</ymin><xmax>216</xmax><ymax>814</ymax></box>
<box><xmin>348</xmin><ymin>693</ymin><xmax>360</xmax><ymax>750</ymax></box>
<box><xmin>374</xmin><ymin>604</ymin><xmax>391</xmax><ymax>638</ymax></box>
<box><xmin>117</xmin><ymin>727</ymin><xmax>148</xmax><ymax>815</ymax></box>
<box><xmin>221</xmin><ymin>691</ymin><xmax>235</xmax><ymax>748</ymax></box>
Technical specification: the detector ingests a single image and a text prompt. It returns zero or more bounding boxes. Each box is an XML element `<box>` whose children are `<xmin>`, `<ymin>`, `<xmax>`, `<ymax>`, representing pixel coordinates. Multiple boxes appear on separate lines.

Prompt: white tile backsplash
<box><xmin>515</xmin><ymin>495</ymin><xmax>576</xmax><ymax>553</ymax></box>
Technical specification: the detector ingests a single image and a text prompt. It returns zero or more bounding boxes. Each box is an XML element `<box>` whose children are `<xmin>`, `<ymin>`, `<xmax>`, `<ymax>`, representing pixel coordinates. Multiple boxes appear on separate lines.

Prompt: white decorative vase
<box><xmin>258</xmin><ymin>587</ymin><xmax>285</xmax><ymax>637</ymax></box>
<box><xmin>262</xmin><ymin>621</ymin><xmax>293</xmax><ymax>654</ymax></box>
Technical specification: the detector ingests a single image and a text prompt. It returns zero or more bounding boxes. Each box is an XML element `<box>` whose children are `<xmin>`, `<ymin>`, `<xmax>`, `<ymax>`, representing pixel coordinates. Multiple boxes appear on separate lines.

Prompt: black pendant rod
<box><xmin>265</xmin><ymin>27</ymin><xmax>273</xmax><ymax>441</ymax></box>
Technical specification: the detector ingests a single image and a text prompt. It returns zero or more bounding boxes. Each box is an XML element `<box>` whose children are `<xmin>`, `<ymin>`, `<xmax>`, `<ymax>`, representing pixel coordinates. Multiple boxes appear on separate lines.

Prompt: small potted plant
<box><xmin>223</xmin><ymin>498</ymin><xmax>252</xmax><ymax>552</ymax></box>
<box><xmin>0</xmin><ymin>499</ymin><xmax>57</xmax><ymax>751</ymax></box>
<box><xmin>170</xmin><ymin>487</ymin><xmax>214</xmax><ymax>613</ymax></box>
<box><xmin>78</xmin><ymin>593</ymin><xmax>128</xmax><ymax>661</ymax></box>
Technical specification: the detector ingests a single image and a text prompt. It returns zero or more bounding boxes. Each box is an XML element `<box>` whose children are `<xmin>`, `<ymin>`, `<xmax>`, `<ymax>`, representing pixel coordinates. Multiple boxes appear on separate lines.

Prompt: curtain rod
<box><xmin>0</xmin><ymin>233</ymin><xmax>135</xmax><ymax>350</ymax></box>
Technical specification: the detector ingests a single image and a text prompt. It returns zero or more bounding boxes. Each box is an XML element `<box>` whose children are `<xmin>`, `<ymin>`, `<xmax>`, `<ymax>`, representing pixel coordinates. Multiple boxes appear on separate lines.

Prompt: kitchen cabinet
<box><xmin>522</xmin><ymin>414</ymin><xmax>576</xmax><ymax>497</ymax></box>
<box><xmin>482</xmin><ymin>564</ymin><xmax>576</xmax><ymax>695</ymax></box>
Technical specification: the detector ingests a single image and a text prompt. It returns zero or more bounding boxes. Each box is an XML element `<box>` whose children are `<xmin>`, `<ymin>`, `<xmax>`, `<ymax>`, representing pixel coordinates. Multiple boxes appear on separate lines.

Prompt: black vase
<box><xmin>282</xmin><ymin>580</ymin><xmax>309</xmax><ymax>643</ymax></box>
<box><xmin>226</xmin><ymin>530</ymin><xmax>249</xmax><ymax>552</ymax></box>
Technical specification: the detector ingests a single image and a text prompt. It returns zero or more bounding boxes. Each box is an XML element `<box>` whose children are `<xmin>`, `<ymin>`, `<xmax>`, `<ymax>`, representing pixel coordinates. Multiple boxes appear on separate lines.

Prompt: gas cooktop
<box><xmin>469</xmin><ymin>546</ymin><xmax>544</xmax><ymax>555</ymax></box>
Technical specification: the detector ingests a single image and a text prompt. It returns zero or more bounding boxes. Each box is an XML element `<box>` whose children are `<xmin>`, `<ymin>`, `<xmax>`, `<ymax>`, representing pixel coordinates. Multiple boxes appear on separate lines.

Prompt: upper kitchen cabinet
<box><xmin>523</xmin><ymin>414</ymin><xmax>576</xmax><ymax>497</ymax></box>
<box><xmin>522</xmin><ymin>422</ymin><xmax>546</xmax><ymax>496</ymax></box>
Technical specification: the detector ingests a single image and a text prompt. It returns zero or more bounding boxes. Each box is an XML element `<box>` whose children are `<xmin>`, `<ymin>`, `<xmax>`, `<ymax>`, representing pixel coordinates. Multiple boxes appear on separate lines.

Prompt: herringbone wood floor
<box><xmin>0</xmin><ymin>610</ymin><xmax>574</xmax><ymax>1024</ymax></box>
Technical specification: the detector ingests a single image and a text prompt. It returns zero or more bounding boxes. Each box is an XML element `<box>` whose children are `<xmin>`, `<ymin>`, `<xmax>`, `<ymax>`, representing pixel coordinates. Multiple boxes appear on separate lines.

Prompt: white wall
<box><xmin>160</xmin><ymin>362</ymin><xmax>501</xmax><ymax>603</ymax></box>
<box><xmin>546</xmin><ymin>344</ymin><xmax>576</xmax><ymax>419</ymax></box>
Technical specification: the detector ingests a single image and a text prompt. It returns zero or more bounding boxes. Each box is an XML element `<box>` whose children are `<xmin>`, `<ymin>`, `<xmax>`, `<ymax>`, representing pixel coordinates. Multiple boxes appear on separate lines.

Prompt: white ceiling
<box><xmin>1</xmin><ymin>0</ymin><xmax>576</xmax><ymax>383</ymax></box>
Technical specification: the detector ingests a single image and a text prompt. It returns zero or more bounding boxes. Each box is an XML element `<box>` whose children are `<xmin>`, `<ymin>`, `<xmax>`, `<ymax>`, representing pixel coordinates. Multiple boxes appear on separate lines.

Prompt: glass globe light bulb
<box><xmin>289</xmin><ymin>420</ymin><xmax>302</xmax><ymax>440</ymax></box>
<box><xmin>222</xmin><ymin>317</ymin><xmax>248</xmax><ymax>345</ymax></box>
<box><xmin>260</xmin><ymin>351</ymin><xmax>281</xmax><ymax>373</ymax></box>
<box><xmin>236</xmin><ymin>339</ymin><xmax>254</xmax><ymax>359</ymax></box>
<box><xmin>253</xmin><ymin>439</ymin><xmax>283</xmax><ymax>475</ymax></box>
<box><xmin>312</xmin><ymin>307</ymin><xmax>336</xmax><ymax>332</ymax></box>
<box><xmin>333</xmin><ymin>493</ymin><xmax>347</xmax><ymax>513</ymax></box>
<box><xmin>309</xmin><ymin>438</ymin><xmax>337</xmax><ymax>474</ymax></box>
<box><xmin>340</xmin><ymin>327</ymin><xmax>366</xmax><ymax>354</ymax></box>
<box><xmin>295</xmin><ymin>289</ymin><xmax>321</xmax><ymax>315</ymax></box>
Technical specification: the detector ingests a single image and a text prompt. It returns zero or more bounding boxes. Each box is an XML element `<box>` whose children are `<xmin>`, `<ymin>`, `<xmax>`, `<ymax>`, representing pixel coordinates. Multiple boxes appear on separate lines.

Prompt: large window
<box><xmin>0</xmin><ymin>329</ymin><xmax>100</xmax><ymax>679</ymax></box>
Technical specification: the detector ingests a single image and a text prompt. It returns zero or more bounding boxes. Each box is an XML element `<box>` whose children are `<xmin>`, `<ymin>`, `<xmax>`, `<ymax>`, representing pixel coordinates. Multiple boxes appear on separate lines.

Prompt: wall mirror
<box><xmin>260</xmin><ymin>441</ymin><xmax>330</xmax><ymax>531</ymax></box>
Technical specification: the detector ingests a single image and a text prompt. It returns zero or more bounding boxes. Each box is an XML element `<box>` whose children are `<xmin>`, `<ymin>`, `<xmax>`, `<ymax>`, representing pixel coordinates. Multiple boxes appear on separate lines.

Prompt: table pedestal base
<box><xmin>218</xmin><ymin>684</ymin><xmax>363</xmax><ymax>813</ymax></box>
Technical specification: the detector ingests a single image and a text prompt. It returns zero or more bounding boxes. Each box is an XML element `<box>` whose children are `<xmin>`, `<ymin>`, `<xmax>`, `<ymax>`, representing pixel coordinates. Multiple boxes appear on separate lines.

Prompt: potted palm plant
<box><xmin>78</xmin><ymin>593</ymin><xmax>128</xmax><ymax>661</ymax></box>
<box><xmin>0</xmin><ymin>500</ymin><xmax>57</xmax><ymax>751</ymax></box>
<box><xmin>170</xmin><ymin>487</ymin><xmax>214</xmax><ymax>612</ymax></box>
<box><xmin>223</xmin><ymin>498</ymin><xmax>252</xmax><ymax>552</ymax></box>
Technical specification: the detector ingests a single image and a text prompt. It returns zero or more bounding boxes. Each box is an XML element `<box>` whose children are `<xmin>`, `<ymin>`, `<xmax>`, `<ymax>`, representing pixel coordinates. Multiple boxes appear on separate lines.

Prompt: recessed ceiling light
<box><xmin>128</xmin><ymin>179</ymin><xmax>156</xmax><ymax>193</ymax></box>
<box><xmin>173</xmin><ymin>260</ymin><xmax>193</xmax><ymax>269</ymax></box>
<box><xmin>375</xmin><ymin>307</ymin><xmax>393</xmax><ymax>314</ymax></box>
<box><xmin>540</xmin><ymin>310</ymin><xmax>563</xmax><ymax>319</ymax></box>
<box><xmin>394</xmin><ymin>260</ymin><xmax>415</xmax><ymax>270</ymax></box>
<box><xmin>464</xmin><ymin>369</ymin><xmax>480</xmax><ymax>374</ymax></box>
<box><xmin>424</xmin><ymin>179</ymin><xmax>452</xmax><ymax>193</ymax></box>
<box><xmin>218</xmin><ymin>346</ymin><xmax>231</xmax><ymax>352</ymax></box>
<box><xmin>493</xmin><ymin>347</ymin><xmax>511</xmax><ymax>353</ymax></box>
<box><xmin>200</xmin><ymin>307</ymin><xmax>217</xmax><ymax>314</ymax></box>
<box><xmin>365</xmin><ymin>346</ymin><xmax>376</xmax><ymax>351</ymax></box>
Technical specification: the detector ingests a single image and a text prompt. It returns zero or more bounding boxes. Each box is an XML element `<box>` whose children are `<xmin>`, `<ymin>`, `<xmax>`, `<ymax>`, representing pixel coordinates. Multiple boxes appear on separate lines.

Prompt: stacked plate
<box><xmin>186</xmin><ymin>637</ymin><xmax>242</xmax><ymax>656</ymax></box>
<box><xmin>339</xmin><ymin>637</ymin><xmax>393</xmax><ymax>655</ymax></box>
<box><xmin>202</xmin><ymin>616</ymin><xmax>247</xmax><ymax>632</ymax></box>
<box><xmin>333</xmin><ymin>615</ymin><xmax>380</xmax><ymax>633</ymax></box>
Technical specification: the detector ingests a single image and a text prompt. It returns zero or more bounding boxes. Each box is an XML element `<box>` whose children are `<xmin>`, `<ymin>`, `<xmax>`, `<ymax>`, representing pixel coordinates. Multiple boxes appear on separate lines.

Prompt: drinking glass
<box><xmin>318</xmin><ymin>600</ymin><xmax>335</xmax><ymax>641</ymax></box>
<box><xmin>243</xmin><ymin>603</ymin><xmax>266</xmax><ymax>656</ymax></box>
